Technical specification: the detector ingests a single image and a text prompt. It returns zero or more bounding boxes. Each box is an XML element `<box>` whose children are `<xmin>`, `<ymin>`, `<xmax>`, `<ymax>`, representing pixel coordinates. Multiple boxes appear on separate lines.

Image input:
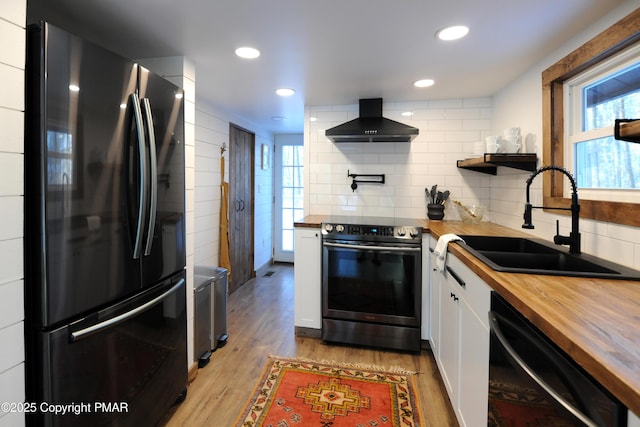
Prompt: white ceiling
<box><xmin>28</xmin><ymin>0</ymin><xmax>626</xmax><ymax>134</ymax></box>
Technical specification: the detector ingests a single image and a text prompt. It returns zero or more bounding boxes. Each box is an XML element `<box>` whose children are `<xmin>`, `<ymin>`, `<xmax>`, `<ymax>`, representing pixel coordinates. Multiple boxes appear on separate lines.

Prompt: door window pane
<box><xmin>280</xmin><ymin>145</ymin><xmax>304</xmax><ymax>254</ymax></box>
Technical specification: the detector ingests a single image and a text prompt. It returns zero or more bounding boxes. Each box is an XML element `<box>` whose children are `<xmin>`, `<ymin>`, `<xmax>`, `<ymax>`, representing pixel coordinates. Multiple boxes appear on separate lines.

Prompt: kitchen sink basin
<box><xmin>455</xmin><ymin>235</ymin><xmax>640</xmax><ymax>280</ymax></box>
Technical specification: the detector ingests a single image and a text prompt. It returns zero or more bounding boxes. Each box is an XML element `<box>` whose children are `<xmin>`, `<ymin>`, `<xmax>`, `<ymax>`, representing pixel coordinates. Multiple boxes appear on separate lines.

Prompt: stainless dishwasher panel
<box><xmin>488</xmin><ymin>292</ymin><xmax>626</xmax><ymax>426</ymax></box>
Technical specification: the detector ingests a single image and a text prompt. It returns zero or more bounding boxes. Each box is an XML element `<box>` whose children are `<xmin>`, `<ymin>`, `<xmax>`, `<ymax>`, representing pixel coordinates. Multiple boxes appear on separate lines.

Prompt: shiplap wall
<box><xmin>194</xmin><ymin>102</ymin><xmax>274</xmax><ymax>277</ymax></box>
<box><xmin>0</xmin><ymin>1</ymin><xmax>26</xmax><ymax>426</ymax></box>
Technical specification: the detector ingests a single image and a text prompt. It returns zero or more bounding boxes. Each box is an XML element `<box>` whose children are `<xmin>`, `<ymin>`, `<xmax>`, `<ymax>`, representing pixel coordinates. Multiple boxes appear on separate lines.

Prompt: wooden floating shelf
<box><xmin>615</xmin><ymin>119</ymin><xmax>640</xmax><ymax>143</ymax></box>
<box><xmin>456</xmin><ymin>153</ymin><xmax>538</xmax><ymax>175</ymax></box>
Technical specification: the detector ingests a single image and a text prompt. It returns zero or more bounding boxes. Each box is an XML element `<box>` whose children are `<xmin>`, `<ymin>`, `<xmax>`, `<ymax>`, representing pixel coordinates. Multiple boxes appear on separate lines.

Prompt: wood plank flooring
<box><xmin>162</xmin><ymin>263</ymin><xmax>458</xmax><ymax>426</ymax></box>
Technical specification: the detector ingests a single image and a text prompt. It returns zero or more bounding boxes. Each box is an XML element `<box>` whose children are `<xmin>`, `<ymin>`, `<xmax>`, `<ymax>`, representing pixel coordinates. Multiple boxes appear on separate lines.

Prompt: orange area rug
<box><xmin>235</xmin><ymin>356</ymin><xmax>424</xmax><ymax>427</ymax></box>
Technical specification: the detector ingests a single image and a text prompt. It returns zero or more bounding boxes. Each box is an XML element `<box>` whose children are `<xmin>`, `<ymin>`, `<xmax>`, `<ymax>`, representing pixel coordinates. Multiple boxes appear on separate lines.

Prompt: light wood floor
<box><xmin>162</xmin><ymin>263</ymin><xmax>458</xmax><ymax>426</ymax></box>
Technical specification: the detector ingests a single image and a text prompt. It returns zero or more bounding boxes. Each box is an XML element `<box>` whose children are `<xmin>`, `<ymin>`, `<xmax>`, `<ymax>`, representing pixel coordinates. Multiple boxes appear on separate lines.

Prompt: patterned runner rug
<box><xmin>234</xmin><ymin>356</ymin><xmax>424</xmax><ymax>427</ymax></box>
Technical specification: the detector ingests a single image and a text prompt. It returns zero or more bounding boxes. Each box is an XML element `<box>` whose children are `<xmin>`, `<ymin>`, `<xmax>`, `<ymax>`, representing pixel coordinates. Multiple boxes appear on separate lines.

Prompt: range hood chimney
<box><xmin>325</xmin><ymin>98</ymin><xmax>419</xmax><ymax>143</ymax></box>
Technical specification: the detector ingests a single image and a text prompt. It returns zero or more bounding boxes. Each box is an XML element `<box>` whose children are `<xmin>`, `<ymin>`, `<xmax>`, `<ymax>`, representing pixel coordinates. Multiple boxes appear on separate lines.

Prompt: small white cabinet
<box><xmin>293</xmin><ymin>227</ymin><xmax>322</xmax><ymax>330</ymax></box>
<box><xmin>431</xmin><ymin>238</ymin><xmax>491</xmax><ymax>427</ymax></box>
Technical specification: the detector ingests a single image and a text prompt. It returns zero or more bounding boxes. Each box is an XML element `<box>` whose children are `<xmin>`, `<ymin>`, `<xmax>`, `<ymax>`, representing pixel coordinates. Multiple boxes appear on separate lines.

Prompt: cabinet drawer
<box><xmin>446</xmin><ymin>254</ymin><xmax>491</xmax><ymax>328</ymax></box>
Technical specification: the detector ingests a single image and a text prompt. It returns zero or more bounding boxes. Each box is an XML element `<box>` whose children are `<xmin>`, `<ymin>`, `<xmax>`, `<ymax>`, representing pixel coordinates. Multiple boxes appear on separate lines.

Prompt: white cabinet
<box><xmin>439</xmin><ymin>275</ymin><xmax>459</xmax><ymax>398</ymax></box>
<box><xmin>433</xmin><ymin>246</ymin><xmax>491</xmax><ymax>427</ymax></box>
<box><xmin>629</xmin><ymin>410</ymin><xmax>640</xmax><ymax>427</ymax></box>
<box><xmin>293</xmin><ymin>227</ymin><xmax>322</xmax><ymax>329</ymax></box>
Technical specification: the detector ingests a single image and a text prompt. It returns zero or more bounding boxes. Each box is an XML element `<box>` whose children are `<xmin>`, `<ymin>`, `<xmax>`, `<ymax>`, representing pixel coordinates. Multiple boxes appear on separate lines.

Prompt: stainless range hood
<box><xmin>325</xmin><ymin>98</ymin><xmax>419</xmax><ymax>143</ymax></box>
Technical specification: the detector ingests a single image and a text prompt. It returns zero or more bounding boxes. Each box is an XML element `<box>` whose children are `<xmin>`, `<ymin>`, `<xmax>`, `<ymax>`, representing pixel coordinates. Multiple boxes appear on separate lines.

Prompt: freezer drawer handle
<box><xmin>70</xmin><ymin>279</ymin><xmax>184</xmax><ymax>342</ymax></box>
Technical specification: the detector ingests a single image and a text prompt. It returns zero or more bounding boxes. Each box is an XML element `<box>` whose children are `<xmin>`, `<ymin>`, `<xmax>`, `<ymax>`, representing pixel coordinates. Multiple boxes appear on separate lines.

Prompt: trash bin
<box><xmin>194</xmin><ymin>266</ymin><xmax>229</xmax><ymax>368</ymax></box>
<box><xmin>194</xmin><ymin>273</ymin><xmax>212</xmax><ymax>368</ymax></box>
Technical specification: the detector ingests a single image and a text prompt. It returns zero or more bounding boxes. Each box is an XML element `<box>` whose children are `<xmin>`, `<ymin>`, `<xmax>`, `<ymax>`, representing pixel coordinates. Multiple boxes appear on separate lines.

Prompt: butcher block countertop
<box><xmin>295</xmin><ymin>216</ymin><xmax>640</xmax><ymax>415</ymax></box>
<box><xmin>428</xmin><ymin>221</ymin><xmax>640</xmax><ymax>416</ymax></box>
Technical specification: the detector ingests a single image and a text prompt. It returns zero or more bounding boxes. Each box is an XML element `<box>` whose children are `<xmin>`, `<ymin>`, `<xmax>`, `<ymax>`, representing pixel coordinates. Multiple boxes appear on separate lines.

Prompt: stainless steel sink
<box><xmin>455</xmin><ymin>235</ymin><xmax>640</xmax><ymax>280</ymax></box>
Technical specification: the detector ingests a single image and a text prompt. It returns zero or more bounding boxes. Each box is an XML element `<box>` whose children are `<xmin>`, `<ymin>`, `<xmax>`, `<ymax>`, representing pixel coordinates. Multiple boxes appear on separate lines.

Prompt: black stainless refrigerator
<box><xmin>24</xmin><ymin>22</ymin><xmax>187</xmax><ymax>426</ymax></box>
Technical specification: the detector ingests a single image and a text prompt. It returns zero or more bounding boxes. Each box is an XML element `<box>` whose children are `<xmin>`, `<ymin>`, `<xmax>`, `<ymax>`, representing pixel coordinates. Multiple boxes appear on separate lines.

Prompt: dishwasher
<box><xmin>488</xmin><ymin>292</ymin><xmax>627</xmax><ymax>426</ymax></box>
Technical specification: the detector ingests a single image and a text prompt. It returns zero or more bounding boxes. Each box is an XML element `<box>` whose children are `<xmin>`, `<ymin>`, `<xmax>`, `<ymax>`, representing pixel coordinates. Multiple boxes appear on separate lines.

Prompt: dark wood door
<box><xmin>228</xmin><ymin>124</ymin><xmax>255</xmax><ymax>292</ymax></box>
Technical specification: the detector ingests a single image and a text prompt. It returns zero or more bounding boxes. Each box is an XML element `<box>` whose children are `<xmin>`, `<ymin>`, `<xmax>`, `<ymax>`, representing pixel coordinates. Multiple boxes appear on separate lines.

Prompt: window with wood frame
<box><xmin>542</xmin><ymin>8</ymin><xmax>640</xmax><ymax>227</ymax></box>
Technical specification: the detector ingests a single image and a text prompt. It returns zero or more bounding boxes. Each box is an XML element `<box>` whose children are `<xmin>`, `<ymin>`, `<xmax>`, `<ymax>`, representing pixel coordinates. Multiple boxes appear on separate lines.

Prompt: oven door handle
<box><xmin>488</xmin><ymin>311</ymin><xmax>600</xmax><ymax>427</ymax></box>
<box><xmin>323</xmin><ymin>242</ymin><xmax>420</xmax><ymax>252</ymax></box>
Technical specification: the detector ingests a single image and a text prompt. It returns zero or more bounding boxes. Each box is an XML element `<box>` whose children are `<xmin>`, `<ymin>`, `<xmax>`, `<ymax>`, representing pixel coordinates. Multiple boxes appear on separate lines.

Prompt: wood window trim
<box><xmin>542</xmin><ymin>8</ymin><xmax>640</xmax><ymax>227</ymax></box>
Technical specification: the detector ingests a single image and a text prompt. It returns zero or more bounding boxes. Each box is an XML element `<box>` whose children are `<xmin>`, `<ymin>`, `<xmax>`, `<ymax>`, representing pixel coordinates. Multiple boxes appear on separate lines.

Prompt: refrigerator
<box><xmin>24</xmin><ymin>22</ymin><xmax>187</xmax><ymax>426</ymax></box>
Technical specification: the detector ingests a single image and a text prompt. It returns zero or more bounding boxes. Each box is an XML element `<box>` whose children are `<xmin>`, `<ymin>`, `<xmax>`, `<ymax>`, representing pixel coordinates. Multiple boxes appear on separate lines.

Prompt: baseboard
<box><xmin>295</xmin><ymin>326</ymin><xmax>322</xmax><ymax>339</ymax></box>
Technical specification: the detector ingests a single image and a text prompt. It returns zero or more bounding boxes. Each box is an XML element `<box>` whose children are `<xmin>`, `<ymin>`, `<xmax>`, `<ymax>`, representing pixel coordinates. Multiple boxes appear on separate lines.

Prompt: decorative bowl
<box><xmin>453</xmin><ymin>201</ymin><xmax>486</xmax><ymax>224</ymax></box>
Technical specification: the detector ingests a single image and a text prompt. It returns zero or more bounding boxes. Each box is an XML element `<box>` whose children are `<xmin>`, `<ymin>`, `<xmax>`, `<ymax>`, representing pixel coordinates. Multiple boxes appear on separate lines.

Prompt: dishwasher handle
<box><xmin>488</xmin><ymin>311</ymin><xmax>600</xmax><ymax>427</ymax></box>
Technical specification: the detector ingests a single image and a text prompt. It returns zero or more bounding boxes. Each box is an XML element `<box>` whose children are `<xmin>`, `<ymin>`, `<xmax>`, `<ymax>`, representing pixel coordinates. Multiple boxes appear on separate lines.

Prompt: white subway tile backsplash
<box><xmin>463</xmin><ymin>98</ymin><xmax>492</xmax><ymax>108</ymax></box>
<box><xmin>429</xmin><ymin>99</ymin><xmax>463</xmax><ymax>109</ymax></box>
<box><xmin>305</xmin><ymin>98</ymin><xmax>493</xmax><ymax>218</ymax></box>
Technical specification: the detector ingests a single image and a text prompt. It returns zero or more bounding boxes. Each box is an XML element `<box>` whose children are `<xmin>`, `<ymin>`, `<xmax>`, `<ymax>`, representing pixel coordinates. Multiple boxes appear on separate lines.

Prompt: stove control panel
<box><xmin>322</xmin><ymin>223</ymin><xmax>422</xmax><ymax>240</ymax></box>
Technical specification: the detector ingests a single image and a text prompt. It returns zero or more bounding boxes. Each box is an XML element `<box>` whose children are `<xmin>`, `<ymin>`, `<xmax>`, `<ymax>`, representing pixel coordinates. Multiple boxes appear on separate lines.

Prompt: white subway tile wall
<box><xmin>304</xmin><ymin>99</ymin><xmax>493</xmax><ymax>219</ymax></box>
<box><xmin>0</xmin><ymin>2</ymin><xmax>26</xmax><ymax>425</ymax></box>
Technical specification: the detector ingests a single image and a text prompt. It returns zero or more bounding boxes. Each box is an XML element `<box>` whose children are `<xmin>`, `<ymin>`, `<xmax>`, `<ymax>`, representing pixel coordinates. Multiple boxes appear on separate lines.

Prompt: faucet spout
<box><xmin>522</xmin><ymin>166</ymin><xmax>581</xmax><ymax>254</ymax></box>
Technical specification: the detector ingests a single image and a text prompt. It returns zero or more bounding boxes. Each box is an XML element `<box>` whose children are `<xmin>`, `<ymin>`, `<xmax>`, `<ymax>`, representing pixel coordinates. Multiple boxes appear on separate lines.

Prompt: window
<box><xmin>542</xmin><ymin>8</ymin><xmax>640</xmax><ymax>226</ymax></box>
<box><xmin>47</xmin><ymin>129</ymin><xmax>75</xmax><ymax>186</ymax></box>
<box><xmin>565</xmin><ymin>46</ymin><xmax>640</xmax><ymax>201</ymax></box>
<box><xmin>281</xmin><ymin>145</ymin><xmax>304</xmax><ymax>251</ymax></box>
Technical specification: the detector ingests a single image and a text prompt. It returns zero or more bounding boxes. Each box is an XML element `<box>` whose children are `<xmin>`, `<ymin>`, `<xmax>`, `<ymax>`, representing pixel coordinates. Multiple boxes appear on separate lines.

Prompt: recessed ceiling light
<box><xmin>69</xmin><ymin>84</ymin><xmax>80</xmax><ymax>92</ymax></box>
<box><xmin>310</xmin><ymin>117</ymin><xmax>318</xmax><ymax>122</ymax></box>
<box><xmin>414</xmin><ymin>79</ymin><xmax>435</xmax><ymax>88</ymax></box>
<box><xmin>235</xmin><ymin>46</ymin><xmax>260</xmax><ymax>59</ymax></box>
<box><xmin>276</xmin><ymin>88</ymin><xmax>295</xmax><ymax>97</ymax></box>
<box><xmin>401</xmin><ymin>111</ymin><xmax>414</xmax><ymax>117</ymax></box>
<box><xmin>436</xmin><ymin>25</ymin><xmax>469</xmax><ymax>41</ymax></box>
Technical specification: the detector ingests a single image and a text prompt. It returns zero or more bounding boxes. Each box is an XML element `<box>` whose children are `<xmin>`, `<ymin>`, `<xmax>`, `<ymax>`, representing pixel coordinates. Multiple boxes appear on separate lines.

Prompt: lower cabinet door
<box><xmin>438</xmin><ymin>277</ymin><xmax>459</xmax><ymax>402</ymax></box>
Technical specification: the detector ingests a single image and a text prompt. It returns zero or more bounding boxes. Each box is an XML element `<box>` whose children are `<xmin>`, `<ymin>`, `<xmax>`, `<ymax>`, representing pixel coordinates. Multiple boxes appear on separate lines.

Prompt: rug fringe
<box><xmin>268</xmin><ymin>355</ymin><xmax>418</xmax><ymax>375</ymax></box>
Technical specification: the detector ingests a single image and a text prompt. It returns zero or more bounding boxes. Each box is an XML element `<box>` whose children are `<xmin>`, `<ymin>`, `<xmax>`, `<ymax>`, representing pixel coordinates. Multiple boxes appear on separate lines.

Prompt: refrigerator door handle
<box><xmin>70</xmin><ymin>278</ymin><xmax>184</xmax><ymax>342</ymax></box>
<box><xmin>141</xmin><ymin>98</ymin><xmax>158</xmax><ymax>256</ymax></box>
<box><xmin>130</xmin><ymin>93</ymin><xmax>148</xmax><ymax>259</ymax></box>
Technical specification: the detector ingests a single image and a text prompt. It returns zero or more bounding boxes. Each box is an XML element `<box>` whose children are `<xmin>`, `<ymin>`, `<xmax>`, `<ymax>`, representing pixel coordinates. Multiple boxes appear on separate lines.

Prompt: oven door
<box><xmin>322</xmin><ymin>240</ymin><xmax>421</xmax><ymax>327</ymax></box>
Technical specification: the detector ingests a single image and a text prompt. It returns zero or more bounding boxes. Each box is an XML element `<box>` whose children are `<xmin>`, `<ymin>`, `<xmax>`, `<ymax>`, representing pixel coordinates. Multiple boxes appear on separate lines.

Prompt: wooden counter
<box><xmin>428</xmin><ymin>221</ymin><xmax>640</xmax><ymax>416</ymax></box>
<box><xmin>293</xmin><ymin>215</ymin><xmax>325</xmax><ymax>228</ymax></box>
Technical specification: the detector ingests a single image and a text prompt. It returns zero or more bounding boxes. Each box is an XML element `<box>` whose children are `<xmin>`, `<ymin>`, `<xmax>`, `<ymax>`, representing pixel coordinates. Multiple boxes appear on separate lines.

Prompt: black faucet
<box><xmin>523</xmin><ymin>166</ymin><xmax>581</xmax><ymax>254</ymax></box>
